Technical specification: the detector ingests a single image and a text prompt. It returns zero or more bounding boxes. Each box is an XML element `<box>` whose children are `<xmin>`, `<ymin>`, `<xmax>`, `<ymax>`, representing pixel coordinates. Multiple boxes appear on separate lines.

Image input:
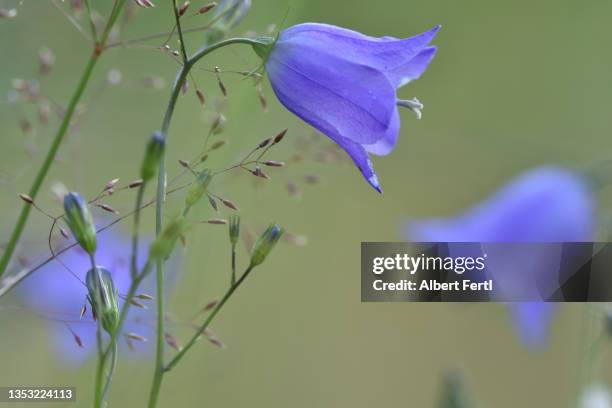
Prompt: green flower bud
<box><xmin>85</xmin><ymin>267</ymin><xmax>119</xmax><ymax>335</ymax></box>
<box><xmin>229</xmin><ymin>215</ymin><xmax>240</xmax><ymax>246</ymax></box>
<box><xmin>140</xmin><ymin>131</ymin><xmax>165</xmax><ymax>182</ymax></box>
<box><xmin>185</xmin><ymin>170</ymin><xmax>213</xmax><ymax>209</ymax></box>
<box><xmin>63</xmin><ymin>192</ymin><xmax>97</xmax><ymax>255</ymax></box>
<box><xmin>250</xmin><ymin>224</ymin><xmax>283</xmax><ymax>267</ymax></box>
<box><xmin>149</xmin><ymin>218</ymin><xmax>188</xmax><ymax>261</ymax></box>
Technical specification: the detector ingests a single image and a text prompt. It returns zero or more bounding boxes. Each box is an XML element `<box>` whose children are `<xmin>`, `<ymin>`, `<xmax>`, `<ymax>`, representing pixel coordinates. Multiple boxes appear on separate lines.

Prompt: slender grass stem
<box><xmin>164</xmin><ymin>265</ymin><xmax>255</xmax><ymax>372</ymax></box>
<box><xmin>0</xmin><ymin>0</ymin><xmax>127</xmax><ymax>280</ymax></box>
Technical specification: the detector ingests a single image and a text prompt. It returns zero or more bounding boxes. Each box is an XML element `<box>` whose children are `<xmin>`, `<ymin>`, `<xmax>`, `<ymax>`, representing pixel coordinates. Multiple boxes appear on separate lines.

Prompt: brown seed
<box><xmin>165</xmin><ymin>333</ymin><xmax>182</xmax><ymax>351</ymax></box>
<box><xmin>134</xmin><ymin>0</ymin><xmax>155</xmax><ymax>8</ymax></box>
<box><xmin>73</xmin><ymin>333</ymin><xmax>84</xmax><ymax>348</ymax></box>
<box><xmin>19</xmin><ymin>193</ymin><xmax>33</xmax><ymax>204</ymax></box>
<box><xmin>220</xmin><ymin>198</ymin><xmax>238</xmax><ymax>211</ymax></box>
<box><xmin>105</xmin><ymin>178</ymin><xmax>120</xmax><ymax>190</ymax></box>
<box><xmin>79</xmin><ymin>303</ymin><xmax>87</xmax><ymax>319</ymax></box>
<box><xmin>125</xmin><ymin>332</ymin><xmax>147</xmax><ymax>342</ymax></box>
<box><xmin>136</xmin><ymin>293</ymin><xmax>154</xmax><ymax>300</ymax></box>
<box><xmin>258</xmin><ymin>138</ymin><xmax>271</xmax><ymax>149</ymax></box>
<box><xmin>203</xmin><ymin>300</ymin><xmax>218</xmax><ymax>311</ymax></box>
<box><xmin>197</xmin><ymin>2</ymin><xmax>217</xmax><ymax>14</ymax></box>
<box><xmin>128</xmin><ymin>179</ymin><xmax>144</xmax><ymax>188</ymax></box>
<box><xmin>264</xmin><ymin>161</ymin><xmax>285</xmax><ymax>167</ymax></box>
<box><xmin>200</xmin><ymin>154</ymin><xmax>209</xmax><ymax>163</ymax></box>
<box><xmin>209</xmin><ymin>140</ymin><xmax>226</xmax><ymax>151</ymax></box>
<box><xmin>206</xmin><ymin>219</ymin><xmax>227</xmax><ymax>225</ymax></box>
<box><xmin>196</xmin><ymin>89</ymin><xmax>206</xmax><ymax>107</ymax></box>
<box><xmin>273</xmin><ymin>129</ymin><xmax>288</xmax><ymax>144</ymax></box>
<box><xmin>96</xmin><ymin>203</ymin><xmax>119</xmax><ymax>215</ymax></box>
<box><xmin>208</xmin><ymin>195</ymin><xmax>219</xmax><ymax>212</ymax></box>
<box><xmin>178</xmin><ymin>1</ymin><xmax>190</xmax><ymax>16</ymax></box>
<box><xmin>251</xmin><ymin>167</ymin><xmax>270</xmax><ymax>179</ymax></box>
<box><xmin>179</xmin><ymin>159</ymin><xmax>190</xmax><ymax>168</ymax></box>
<box><xmin>204</xmin><ymin>330</ymin><xmax>226</xmax><ymax>348</ymax></box>
<box><xmin>60</xmin><ymin>227</ymin><xmax>70</xmax><ymax>239</ymax></box>
<box><xmin>129</xmin><ymin>299</ymin><xmax>146</xmax><ymax>309</ymax></box>
<box><xmin>257</xmin><ymin>89</ymin><xmax>268</xmax><ymax>111</ymax></box>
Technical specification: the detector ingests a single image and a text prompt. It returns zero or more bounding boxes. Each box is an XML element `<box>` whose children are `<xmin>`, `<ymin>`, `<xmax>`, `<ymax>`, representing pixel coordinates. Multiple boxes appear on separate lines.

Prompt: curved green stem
<box><xmin>164</xmin><ymin>265</ymin><xmax>255</xmax><ymax>372</ymax></box>
<box><xmin>0</xmin><ymin>0</ymin><xmax>127</xmax><ymax>280</ymax></box>
<box><xmin>102</xmin><ymin>342</ymin><xmax>118</xmax><ymax>403</ymax></box>
<box><xmin>146</xmin><ymin>35</ymin><xmax>268</xmax><ymax>408</ymax></box>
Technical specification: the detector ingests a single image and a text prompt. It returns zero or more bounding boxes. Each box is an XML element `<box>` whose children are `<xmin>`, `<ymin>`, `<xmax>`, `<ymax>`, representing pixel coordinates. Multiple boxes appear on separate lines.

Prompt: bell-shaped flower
<box><xmin>261</xmin><ymin>23</ymin><xmax>440</xmax><ymax>192</ymax></box>
<box><xmin>405</xmin><ymin>167</ymin><xmax>596</xmax><ymax>350</ymax></box>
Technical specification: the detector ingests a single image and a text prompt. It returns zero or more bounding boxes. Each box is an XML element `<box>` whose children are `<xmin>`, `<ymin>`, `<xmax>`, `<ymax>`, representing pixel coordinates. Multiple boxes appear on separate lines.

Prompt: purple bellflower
<box><xmin>261</xmin><ymin>23</ymin><xmax>440</xmax><ymax>193</ymax></box>
<box><xmin>405</xmin><ymin>167</ymin><xmax>596</xmax><ymax>350</ymax></box>
<box><xmin>18</xmin><ymin>225</ymin><xmax>178</xmax><ymax>364</ymax></box>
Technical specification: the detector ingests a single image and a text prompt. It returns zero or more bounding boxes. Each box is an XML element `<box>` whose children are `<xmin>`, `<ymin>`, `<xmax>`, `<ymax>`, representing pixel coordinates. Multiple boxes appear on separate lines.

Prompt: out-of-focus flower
<box><xmin>214</xmin><ymin>0</ymin><xmax>251</xmax><ymax>28</ymax></box>
<box><xmin>580</xmin><ymin>384</ymin><xmax>612</xmax><ymax>408</ymax></box>
<box><xmin>406</xmin><ymin>167</ymin><xmax>596</xmax><ymax>350</ymax></box>
<box><xmin>18</xmin><ymin>226</ymin><xmax>179</xmax><ymax>364</ymax></box>
<box><xmin>260</xmin><ymin>23</ymin><xmax>440</xmax><ymax>192</ymax></box>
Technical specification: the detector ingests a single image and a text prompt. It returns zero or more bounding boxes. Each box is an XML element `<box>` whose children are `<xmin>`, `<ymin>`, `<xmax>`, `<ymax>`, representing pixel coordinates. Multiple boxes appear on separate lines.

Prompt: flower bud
<box><xmin>85</xmin><ymin>267</ymin><xmax>119</xmax><ymax>334</ymax></box>
<box><xmin>149</xmin><ymin>218</ymin><xmax>188</xmax><ymax>261</ymax></box>
<box><xmin>63</xmin><ymin>192</ymin><xmax>97</xmax><ymax>255</ymax></box>
<box><xmin>185</xmin><ymin>170</ymin><xmax>213</xmax><ymax>209</ymax></box>
<box><xmin>229</xmin><ymin>215</ymin><xmax>240</xmax><ymax>245</ymax></box>
<box><xmin>250</xmin><ymin>224</ymin><xmax>283</xmax><ymax>267</ymax></box>
<box><xmin>140</xmin><ymin>131</ymin><xmax>165</xmax><ymax>182</ymax></box>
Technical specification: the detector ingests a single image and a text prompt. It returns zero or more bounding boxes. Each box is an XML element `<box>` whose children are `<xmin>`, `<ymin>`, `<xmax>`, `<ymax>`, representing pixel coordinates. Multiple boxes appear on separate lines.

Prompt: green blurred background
<box><xmin>1</xmin><ymin>0</ymin><xmax>612</xmax><ymax>406</ymax></box>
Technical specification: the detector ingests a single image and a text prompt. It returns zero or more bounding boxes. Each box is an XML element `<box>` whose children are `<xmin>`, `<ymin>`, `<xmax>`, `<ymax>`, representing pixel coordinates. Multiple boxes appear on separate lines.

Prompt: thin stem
<box><xmin>0</xmin><ymin>0</ymin><xmax>127</xmax><ymax>280</ymax></box>
<box><xmin>131</xmin><ymin>185</ymin><xmax>146</xmax><ymax>279</ymax></box>
<box><xmin>102</xmin><ymin>343</ymin><xmax>118</xmax><ymax>403</ymax></box>
<box><xmin>146</xmin><ymin>35</ymin><xmax>268</xmax><ymax>408</ymax></box>
<box><xmin>165</xmin><ymin>265</ymin><xmax>255</xmax><ymax>372</ymax></box>
<box><xmin>172</xmin><ymin>0</ymin><xmax>189</xmax><ymax>64</ymax></box>
<box><xmin>231</xmin><ymin>244</ymin><xmax>236</xmax><ymax>286</ymax></box>
<box><xmin>82</xmin><ymin>0</ymin><xmax>99</xmax><ymax>41</ymax></box>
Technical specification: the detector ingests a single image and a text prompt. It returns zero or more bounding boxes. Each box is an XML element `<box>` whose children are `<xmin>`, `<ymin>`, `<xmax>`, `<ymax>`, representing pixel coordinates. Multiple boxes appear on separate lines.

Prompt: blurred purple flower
<box><xmin>405</xmin><ymin>167</ymin><xmax>596</xmax><ymax>350</ymax></box>
<box><xmin>215</xmin><ymin>0</ymin><xmax>251</xmax><ymax>28</ymax></box>
<box><xmin>18</xmin><ymin>224</ymin><xmax>179</xmax><ymax>364</ymax></box>
<box><xmin>265</xmin><ymin>23</ymin><xmax>440</xmax><ymax>193</ymax></box>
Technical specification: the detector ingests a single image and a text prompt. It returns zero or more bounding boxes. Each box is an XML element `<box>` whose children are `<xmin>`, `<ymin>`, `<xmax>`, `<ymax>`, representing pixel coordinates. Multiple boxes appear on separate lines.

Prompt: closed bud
<box><xmin>197</xmin><ymin>2</ymin><xmax>217</xmax><ymax>14</ymax></box>
<box><xmin>149</xmin><ymin>218</ymin><xmax>188</xmax><ymax>261</ymax></box>
<box><xmin>178</xmin><ymin>1</ymin><xmax>190</xmax><ymax>16</ymax></box>
<box><xmin>185</xmin><ymin>170</ymin><xmax>213</xmax><ymax>209</ymax></box>
<box><xmin>229</xmin><ymin>215</ymin><xmax>240</xmax><ymax>245</ymax></box>
<box><xmin>140</xmin><ymin>132</ymin><xmax>165</xmax><ymax>182</ymax></box>
<box><xmin>85</xmin><ymin>267</ymin><xmax>119</xmax><ymax>334</ymax></box>
<box><xmin>63</xmin><ymin>192</ymin><xmax>97</xmax><ymax>255</ymax></box>
<box><xmin>250</xmin><ymin>224</ymin><xmax>283</xmax><ymax>267</ymax></box>
<box><xmin>273</xmin><ymin>129</ymin><xmax>287</xmax><ymax>144</ymax></box>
